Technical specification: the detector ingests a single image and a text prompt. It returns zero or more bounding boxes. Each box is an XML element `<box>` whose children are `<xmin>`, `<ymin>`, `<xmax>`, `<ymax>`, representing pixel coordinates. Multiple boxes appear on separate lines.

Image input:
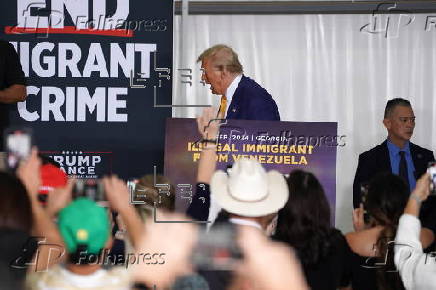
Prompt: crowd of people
<box><xmin>1</xmin><ymin>43</ymin><xmax>436</xmax><ymax>290</ymax></box>
<box><xmin>0</xmin><ymin>108</ymin><xmax>310</xmax><ymax>290</ymax></box>
<box><xmin>0</xmin><ymin>104</ymin><xmax>434</xmax><ymax>290</ymax></box>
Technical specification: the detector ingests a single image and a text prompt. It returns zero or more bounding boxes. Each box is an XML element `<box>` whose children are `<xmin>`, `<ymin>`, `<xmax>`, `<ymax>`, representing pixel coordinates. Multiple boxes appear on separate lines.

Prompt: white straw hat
<box><xmin>210</xmin><ymin>158</ymin><xmax>289</xmax><ymax>217</ymax></box>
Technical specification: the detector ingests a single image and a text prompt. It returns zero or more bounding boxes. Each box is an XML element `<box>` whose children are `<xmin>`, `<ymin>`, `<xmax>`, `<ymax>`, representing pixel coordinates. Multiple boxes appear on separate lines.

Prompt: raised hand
<box><xmin>17</xmin><ymin>147</ymin><xmax>41</xmax><ymax>200</ymax></box>
<box><xmin>197</xmin><ymin>107</ymin><xmax>221</xmax><ymax>141</ymax></box>
<box><xmin>352</xmin><ymin>203</ymin><xmax>366</xmax><ymax>232</ymax></box>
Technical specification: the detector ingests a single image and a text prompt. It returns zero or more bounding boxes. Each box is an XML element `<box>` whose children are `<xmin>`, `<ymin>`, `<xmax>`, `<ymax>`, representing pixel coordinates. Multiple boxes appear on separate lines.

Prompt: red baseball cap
<box><xmin>39</xmin><ymin>163</ymin><xmax>68</xmax><ymax>195</ymax></box>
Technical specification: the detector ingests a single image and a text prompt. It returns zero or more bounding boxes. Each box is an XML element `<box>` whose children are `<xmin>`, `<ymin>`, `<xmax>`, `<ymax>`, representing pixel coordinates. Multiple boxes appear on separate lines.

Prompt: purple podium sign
<box><xmin>164</xmin><ymin>118</ymin><xmax>338</xmax><ymax>221</ymax></box>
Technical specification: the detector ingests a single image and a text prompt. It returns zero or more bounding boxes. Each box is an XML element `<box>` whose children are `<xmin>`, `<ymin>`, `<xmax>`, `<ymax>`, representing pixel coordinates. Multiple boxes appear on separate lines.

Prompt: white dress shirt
<box><xmin>395</xmin><ymin>214</ymin><xmax>436</xmax><ymax>290</ymax></box>
<box><xmin>224</xmin><ymin>74</ymin><xmax>242</xmax><ymax>115</ymax></box>
<box><xmin>207</xmin><ymin>74</ymin><xmax>242</xmax><ymax>225</ymax></box>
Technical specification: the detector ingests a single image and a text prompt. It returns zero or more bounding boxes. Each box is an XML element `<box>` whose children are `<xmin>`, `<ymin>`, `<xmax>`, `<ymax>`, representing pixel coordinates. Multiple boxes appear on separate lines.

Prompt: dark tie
<box><xmin>399</xmin><ymin>151</ymin><xmax>410</xmax><ymax>191</ymax></box>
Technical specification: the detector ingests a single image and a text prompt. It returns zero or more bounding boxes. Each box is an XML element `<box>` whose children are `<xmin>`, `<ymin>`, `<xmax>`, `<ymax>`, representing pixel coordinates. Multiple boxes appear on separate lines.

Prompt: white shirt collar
<box><xmin>229</xmin><ymin>217</ymin><xmax>263</xmax><ymax>230</ymax></box>
<box><xmin>225</xmin><ymin>74</ymin><xmax>243</xmax><ymax>113</ymax></box>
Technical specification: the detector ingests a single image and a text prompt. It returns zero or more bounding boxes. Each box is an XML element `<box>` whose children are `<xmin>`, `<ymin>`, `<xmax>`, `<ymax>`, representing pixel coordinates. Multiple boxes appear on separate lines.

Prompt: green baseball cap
<box><xmin>58</xmin><ymin>198</ymin><xmax>110</xmax><ymax>254</ymax></box>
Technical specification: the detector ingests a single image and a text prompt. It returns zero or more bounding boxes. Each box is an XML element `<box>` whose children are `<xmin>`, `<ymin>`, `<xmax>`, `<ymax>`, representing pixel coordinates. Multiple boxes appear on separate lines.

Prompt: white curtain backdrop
<box><xmin>172</xmin><ymin>13</ymin><xmax>436</xmax><ymax>232</ymax></box>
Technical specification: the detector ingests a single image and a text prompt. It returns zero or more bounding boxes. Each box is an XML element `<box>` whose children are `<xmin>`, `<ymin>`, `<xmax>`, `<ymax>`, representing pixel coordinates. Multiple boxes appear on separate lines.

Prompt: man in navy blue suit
<box><xmin>197</xmin><ymin>44</ymin><xmax>280</xmax><ymax>121</ymax></box>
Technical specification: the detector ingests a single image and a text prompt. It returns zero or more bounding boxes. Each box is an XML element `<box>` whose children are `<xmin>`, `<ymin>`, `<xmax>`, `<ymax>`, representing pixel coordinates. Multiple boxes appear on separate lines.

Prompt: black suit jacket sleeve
<box><xmin>353</xmin><ymin>142</ymin><xmax>391</xmax><ymax>209</ymax></box>
<box><xmin>353</xmin><ymin>153</ymin><xmax>371</xmax><ymax>208</ymax></box>
<box><xmin>186</xmin><ymin>183</ymin><xmax>211</xmax><ymax>221</ymax></box>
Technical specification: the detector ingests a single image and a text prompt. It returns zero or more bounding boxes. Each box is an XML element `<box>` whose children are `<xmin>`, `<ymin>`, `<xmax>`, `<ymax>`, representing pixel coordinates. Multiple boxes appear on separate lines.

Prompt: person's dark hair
<box><xmin>0</xmin><ymin>228</ymin><xmax>34</xmax><ymax>290</ymax></box>
<box><xmin>365</xmin><ymin>172</ymin><xmax>408</xmax><ymax>290</ymax></box>
<box><xmin>0</xmin><ymin>173</ymin><xmax>34</xmax><ymax>289</ymax></box>
<box><xmin>384</xmin><ymin>98</ymin><xmax>411</xmax><ymax>119</ymax></box>
<box><xmin>133</xmin><ymin>175</ymin><xmax>175</xmax><ymax>219</ymax></box>
<box><xmin>0</xmin><ymin>172</ymin><xmax>32</xmax><ymax>232</ymax></box>
<box><xmin>273</xmin><ymin>170</ymin><xmax>339</xmax><ymax>265</ymax></box>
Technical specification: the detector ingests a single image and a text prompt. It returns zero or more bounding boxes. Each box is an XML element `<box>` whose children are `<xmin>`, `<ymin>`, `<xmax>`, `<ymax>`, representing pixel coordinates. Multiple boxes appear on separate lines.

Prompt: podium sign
<box><xmin>164</xmin><ymin>118</ymin><xmax>339</xmax><ymax>220</ymax></box>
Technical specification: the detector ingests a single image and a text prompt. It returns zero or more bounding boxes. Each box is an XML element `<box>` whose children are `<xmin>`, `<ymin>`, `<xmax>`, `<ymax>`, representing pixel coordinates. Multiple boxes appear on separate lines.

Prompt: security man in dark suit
<box><xmin>197</xmin><ymin>44</ymin><xmax>280</xmax><ymax>121</ymax></box>
<box><xmin>353</xmin><ymin>98</ymin><xmax>436</xmax><ymax>233</ymax></box>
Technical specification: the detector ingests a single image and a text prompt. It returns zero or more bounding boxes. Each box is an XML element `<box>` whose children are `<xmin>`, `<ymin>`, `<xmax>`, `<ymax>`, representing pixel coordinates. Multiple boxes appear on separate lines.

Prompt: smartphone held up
<box><xmin>427</xmin><ymin>162</ymin><xmax>436</xmax><ymax>195</ymax></box>
<box><xmin>4</xmin><ymin>127</ymin><xmax>32</xmax><ymax>172</ymax></box>
<box><xmin>73</xmin><ymin>178</ymin><xmax>107</xmax><ymax>206</ymax></box>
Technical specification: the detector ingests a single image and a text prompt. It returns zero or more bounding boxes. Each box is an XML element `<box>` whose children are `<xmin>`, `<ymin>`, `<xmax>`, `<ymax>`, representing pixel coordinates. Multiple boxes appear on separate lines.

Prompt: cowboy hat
<box><xmin>210</xmin><ymin>158</ymin><xmax>288</xmax><ymax>217</ymax></box>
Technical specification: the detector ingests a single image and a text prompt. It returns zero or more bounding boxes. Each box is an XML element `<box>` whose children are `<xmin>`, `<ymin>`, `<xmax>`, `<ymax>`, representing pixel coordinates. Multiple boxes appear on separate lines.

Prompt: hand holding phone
<box><xmin>426</xmin><ymin>162</ymin><xmax>436</xmax><ymax>195</ymax></box>
<box><xmin>192</xmin><ymin>223</ymin><xmax>242</xmax><ymax>271</ymax></box>
<box><xmin>360</xmin><ymin>183</ymin><xmax>370</xmax><ymax>224</ymax></box>
<box><xmin>4</xmin><ymin>127</ymin><xmax>32</xmax><ymax>171</ymax></box>
<box><xmin>73</xmin><ymin>178</ymin><xmax>106</xmax><ymax>206</ymax></box>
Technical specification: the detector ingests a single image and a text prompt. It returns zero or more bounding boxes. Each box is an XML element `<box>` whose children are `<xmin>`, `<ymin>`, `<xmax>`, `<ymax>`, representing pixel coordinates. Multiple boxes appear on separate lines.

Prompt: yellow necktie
<box><xmin>218</xmin><ymin>95</ymin><xmax>227</xmax><ymax>118</ymax></box>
